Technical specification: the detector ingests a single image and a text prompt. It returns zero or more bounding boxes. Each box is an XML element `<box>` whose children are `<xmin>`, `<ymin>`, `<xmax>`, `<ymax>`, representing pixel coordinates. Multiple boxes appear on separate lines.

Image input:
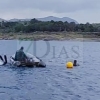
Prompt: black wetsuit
<box><xmin>15</xmin><ymin>49</ymin><xmax>27</xmax><ymax>61</ymax></box>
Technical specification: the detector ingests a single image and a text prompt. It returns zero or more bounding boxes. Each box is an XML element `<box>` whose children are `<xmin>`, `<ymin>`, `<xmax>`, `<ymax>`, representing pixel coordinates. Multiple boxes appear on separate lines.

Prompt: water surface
<box><xmin>0</xmin><ymin>40</ymin><xmax>100</xmax><ymax>100</ymax></box>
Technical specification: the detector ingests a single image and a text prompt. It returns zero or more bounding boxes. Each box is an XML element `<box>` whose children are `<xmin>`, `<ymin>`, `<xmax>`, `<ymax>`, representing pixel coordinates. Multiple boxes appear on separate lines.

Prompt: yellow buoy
<box><xmin>66</xmin><ymin>62</ymin><xmax>73</xmax><ymax>68</ymax></box>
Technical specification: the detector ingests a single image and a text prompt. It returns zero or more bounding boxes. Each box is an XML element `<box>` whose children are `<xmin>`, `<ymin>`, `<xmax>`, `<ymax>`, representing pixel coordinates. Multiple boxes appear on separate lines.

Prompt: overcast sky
<box><xmin>0</xmin><ymin>0</ymin><xmax>100</xmax><ymax>23</ymax></box>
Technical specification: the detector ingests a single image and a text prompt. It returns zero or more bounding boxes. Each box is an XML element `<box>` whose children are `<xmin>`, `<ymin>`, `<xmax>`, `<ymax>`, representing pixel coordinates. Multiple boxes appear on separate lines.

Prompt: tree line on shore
<box><xmin>0</xmin><ymin>18</ymin><xmax>100</xmax><ymax>33</ymax></box>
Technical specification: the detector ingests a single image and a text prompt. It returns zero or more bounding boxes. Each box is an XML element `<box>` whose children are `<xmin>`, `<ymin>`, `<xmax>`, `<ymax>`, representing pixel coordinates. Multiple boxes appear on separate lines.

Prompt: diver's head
<box><xmin>74</xmin><ymin>60</ymin><xmax>77</xmax><ymax>63</ymax></box>
<box><xmin>73</xmin><ymin>60</ymin><xmax>77</xmax><ymax>66</ymax></box>
<box><xmin>20</xmin><ymin>46</ymin><xmax>24</xmax><ymax>50</ymax></box>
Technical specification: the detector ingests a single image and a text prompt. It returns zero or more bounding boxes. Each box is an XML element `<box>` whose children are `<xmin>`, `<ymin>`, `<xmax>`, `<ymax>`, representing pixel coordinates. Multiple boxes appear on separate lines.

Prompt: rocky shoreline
<box><xmin>0</xmin><ymin>32</ymin><xmax>100</xmax><ymax>41</ymax></box>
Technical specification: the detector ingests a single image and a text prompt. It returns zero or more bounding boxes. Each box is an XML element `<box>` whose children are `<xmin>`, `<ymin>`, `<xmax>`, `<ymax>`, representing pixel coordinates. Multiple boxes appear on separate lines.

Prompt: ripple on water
<box><xmin>0</xmin><ymin>41</ymin><xmax>100</xmax><ymax>100</ymax></box>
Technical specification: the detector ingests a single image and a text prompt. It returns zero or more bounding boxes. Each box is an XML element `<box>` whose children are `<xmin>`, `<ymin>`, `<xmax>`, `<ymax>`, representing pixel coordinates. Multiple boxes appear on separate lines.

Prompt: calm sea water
<box><xmin>0</xmin><ymin>40</ymin><xmax>100</xmax><ymax>100</ymax></box>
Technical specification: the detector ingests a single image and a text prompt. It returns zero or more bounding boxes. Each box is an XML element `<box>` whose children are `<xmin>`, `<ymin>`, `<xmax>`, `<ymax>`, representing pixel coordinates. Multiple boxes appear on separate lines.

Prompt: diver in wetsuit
<box><xmin>15</xmin><ymin>47</ymin><xmax>27</xmax><ymax>61</ymax></box>
<box><xmin>73</xmin><ymin>60</ymin><xmax>79</xmax><ymax>66</ymax></box>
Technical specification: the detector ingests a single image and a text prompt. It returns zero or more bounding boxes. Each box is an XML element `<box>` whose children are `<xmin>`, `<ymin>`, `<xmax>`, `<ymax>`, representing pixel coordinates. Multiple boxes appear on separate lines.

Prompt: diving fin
<box><xmin>3</xmin><ymin>55</ymin><xmax>7</xmax><ymax>65</ymax></box>
<box><xmin>0</xmin><ymin>55</ymin><xmax>4</xmax><ymax>62</ymax></box>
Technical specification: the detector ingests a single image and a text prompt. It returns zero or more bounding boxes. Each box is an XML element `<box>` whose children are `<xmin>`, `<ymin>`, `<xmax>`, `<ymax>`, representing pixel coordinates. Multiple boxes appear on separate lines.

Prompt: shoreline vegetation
<box><xmin>0</xmin><ymin>18</ymin><xmax>100</xmax><ymax>41</ymax></box>
<box><xmin>0</xmin><ymin>32</ymin><xmax>100</xmax><ymax>41</ymax></box>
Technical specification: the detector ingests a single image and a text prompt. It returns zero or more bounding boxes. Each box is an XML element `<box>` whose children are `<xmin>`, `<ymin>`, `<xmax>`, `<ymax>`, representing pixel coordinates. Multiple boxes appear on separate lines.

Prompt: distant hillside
<box><xmin>37</xmin><ymin>16</ymin><xmax>78</xmax><ymax>24</ymax></box>
<box><xmin>0</xmin><ymin>18</ymin><xmax>5</xmax><ymax>22</ymax></box>
<box><xmin>9</xmin><ymin>18</ymin><xmax>30</xmax><ymax>22</ymax></box>
<box><xmin>0</xmin><ymin>16</ymin><xmax>78</xmax><ymax>24</ymax></box>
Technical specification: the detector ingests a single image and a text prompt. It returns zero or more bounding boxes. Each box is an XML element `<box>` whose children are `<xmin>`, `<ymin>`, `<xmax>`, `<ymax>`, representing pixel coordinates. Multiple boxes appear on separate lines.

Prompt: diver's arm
<box><xmin>23</xmin><ymin>52</ymin><xmax>28</xmax><ymax>59</ymax></box>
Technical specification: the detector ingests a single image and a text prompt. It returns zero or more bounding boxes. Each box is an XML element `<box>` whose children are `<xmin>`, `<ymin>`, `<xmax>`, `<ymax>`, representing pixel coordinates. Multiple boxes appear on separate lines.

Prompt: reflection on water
<box><xmin>0</xmin><ymin>40</ymin><xmax>100</xmax><ymax>100</ymax></box>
